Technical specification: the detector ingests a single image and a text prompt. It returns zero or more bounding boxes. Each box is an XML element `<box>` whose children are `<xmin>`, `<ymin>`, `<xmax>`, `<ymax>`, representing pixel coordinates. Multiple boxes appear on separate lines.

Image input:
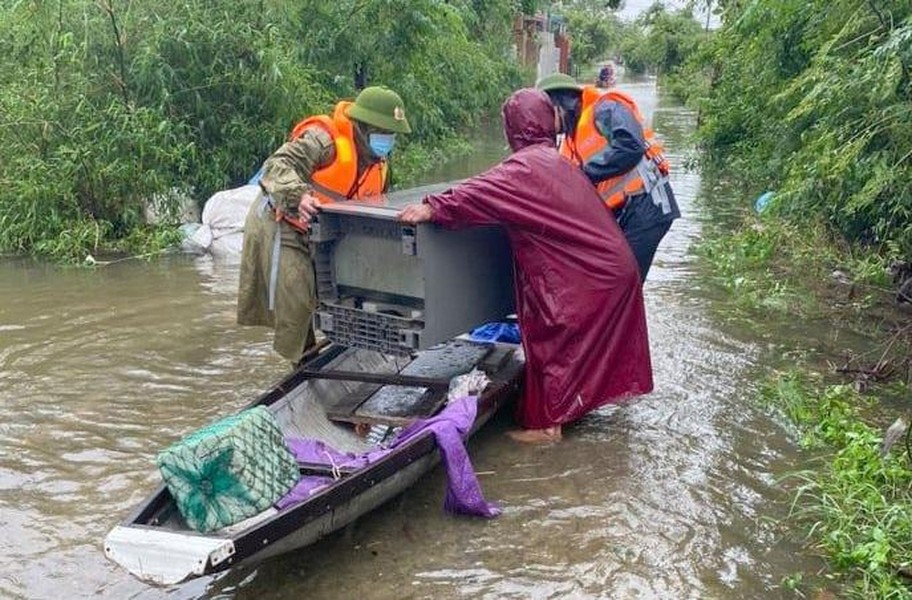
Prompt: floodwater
<box><xmin>0</xmin><ymin>78</ymin><xmax>826</xmax><ymax>599</ymax></box>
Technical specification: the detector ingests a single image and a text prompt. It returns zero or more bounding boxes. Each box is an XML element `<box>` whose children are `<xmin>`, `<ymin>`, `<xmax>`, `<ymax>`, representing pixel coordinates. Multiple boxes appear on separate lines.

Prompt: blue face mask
<box><xmin>369</xmin><ymin>133</ymin><xmax>396</xmax><ymax>158</ymax></box>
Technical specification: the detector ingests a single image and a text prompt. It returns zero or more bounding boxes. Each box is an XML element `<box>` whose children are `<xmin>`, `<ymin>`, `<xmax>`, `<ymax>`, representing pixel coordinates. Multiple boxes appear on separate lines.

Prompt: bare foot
<box><xmin>507</xmin><ymin>426</ymin><xmax>562</xmax><ymax>444</ymax></box>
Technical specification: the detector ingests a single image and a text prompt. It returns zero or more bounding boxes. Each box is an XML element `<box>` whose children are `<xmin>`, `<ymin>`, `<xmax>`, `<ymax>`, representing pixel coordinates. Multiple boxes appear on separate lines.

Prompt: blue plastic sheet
<box><xmin>468</xmin><ymin>322</ymin><xmax>520</xmax><ymax>344</ymax></box>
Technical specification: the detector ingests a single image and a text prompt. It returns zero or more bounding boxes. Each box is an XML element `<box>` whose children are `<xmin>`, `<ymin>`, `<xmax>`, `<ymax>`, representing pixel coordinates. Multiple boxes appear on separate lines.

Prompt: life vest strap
<box><xmin>599</xmin><ymin>156</ymin><xmax>670</xmax><ymax>210</ymax></box>
<box><xmin>597</xmin><ymin>158</ymin><xmax>646</xmax><ymax>202</ymax></box>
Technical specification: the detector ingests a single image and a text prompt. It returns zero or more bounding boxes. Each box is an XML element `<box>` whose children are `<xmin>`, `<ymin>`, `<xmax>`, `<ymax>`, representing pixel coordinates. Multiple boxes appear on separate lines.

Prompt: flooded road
<box><xmin>0</xmin><ymin>78</ymin><xmax>825</xmax><ymax>599</ymax></box>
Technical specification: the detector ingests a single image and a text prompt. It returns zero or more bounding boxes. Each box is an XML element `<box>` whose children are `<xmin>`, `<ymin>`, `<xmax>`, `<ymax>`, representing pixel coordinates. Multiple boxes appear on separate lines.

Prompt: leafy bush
<box><xmin>0</xmin><ymin>0</ymin><xmax>521</xmax><ymax>260</ymax></box>
<box><xmin>696</xmin><ymin>0</ymin><xmax>912</xmax><ymax>259</ymax></box>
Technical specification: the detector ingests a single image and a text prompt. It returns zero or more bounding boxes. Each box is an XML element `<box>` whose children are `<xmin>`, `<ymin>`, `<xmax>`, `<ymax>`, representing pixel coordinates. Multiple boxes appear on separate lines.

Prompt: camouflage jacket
<box><xmin>259</xmin><ymin>122</ymin><xmax>387</xmax><ymax>211</ymax></box>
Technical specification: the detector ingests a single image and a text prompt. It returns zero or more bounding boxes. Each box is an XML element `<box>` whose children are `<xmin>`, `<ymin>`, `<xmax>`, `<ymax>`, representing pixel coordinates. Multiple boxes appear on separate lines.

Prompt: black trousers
<box><xmin>615</xmin><ymin>191</ymin><xmax>675</xmax><ymax>283</ymax></box>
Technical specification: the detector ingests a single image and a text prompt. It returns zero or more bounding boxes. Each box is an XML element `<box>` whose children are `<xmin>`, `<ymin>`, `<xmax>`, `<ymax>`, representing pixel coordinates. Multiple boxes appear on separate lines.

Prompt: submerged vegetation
<box><xmin>687</xmin><ymin>0</ymin><xmax>912</xmax><ymax>387</ymax></box>
<box><xmin>761</xmin><ymin>372</ymin><xmax>912</xmax><ymax>599</ymax></box>
<box><xmin>697</xmin><ymin>183</ymin><xmax>912</xmax><ymax>597</ymax></box>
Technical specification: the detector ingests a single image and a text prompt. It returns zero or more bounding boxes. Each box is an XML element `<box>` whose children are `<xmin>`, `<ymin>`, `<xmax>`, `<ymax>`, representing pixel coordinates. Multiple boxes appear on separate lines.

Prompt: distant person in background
<box><xmin>596</xmin><ymin>62</ymin><xmax>617</xmax><ymax>88</ymax></box>
<box><xmin>537</xmin><ymin>73</ymin><xmax>679</xmax><ymax>281</ymax></box>
<box><xmin>398</xmin><ymin>88</ymin><xmax>653</xmax><ymax>443</ymax></box>
<box><xmin>237</xmin><ymin>86</ymin><xmax>411</xmax><ymax>365</ymax></box>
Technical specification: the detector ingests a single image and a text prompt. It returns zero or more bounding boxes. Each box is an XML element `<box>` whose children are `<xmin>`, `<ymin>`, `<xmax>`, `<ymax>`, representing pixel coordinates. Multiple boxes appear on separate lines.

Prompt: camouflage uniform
<box><xmin>236</xmin><ymin>128</ymin><xmax>335</xmax><ymax>363</ymax></box>
<box><xmin>237</xmin><ymin>86</ymin><xmax>408</xmax><ymax>364</ymax></box>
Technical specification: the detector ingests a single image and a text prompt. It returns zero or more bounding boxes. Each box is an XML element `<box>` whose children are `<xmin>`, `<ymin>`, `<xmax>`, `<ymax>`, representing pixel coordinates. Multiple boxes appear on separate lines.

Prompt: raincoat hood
<box><xmin>502</xmin><ymin>88</ymin><xmax>557</xmax><ymax>152</ymax></box>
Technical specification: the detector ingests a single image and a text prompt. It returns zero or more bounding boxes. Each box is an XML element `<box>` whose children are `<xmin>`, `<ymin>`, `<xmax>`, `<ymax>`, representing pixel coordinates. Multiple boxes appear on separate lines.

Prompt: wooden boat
<box><xmin>104</xmin><ymin>337</ymin><xmax>523</xmax><ymax>586</ymax></box>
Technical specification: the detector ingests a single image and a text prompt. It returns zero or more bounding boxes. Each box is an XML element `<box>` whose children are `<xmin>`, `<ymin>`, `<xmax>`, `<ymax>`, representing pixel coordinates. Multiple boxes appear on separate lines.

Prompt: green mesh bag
<box><xmin>156</xmin><ymin>406</ymin><xmax>300</xmax><ymax>533</ymax></box>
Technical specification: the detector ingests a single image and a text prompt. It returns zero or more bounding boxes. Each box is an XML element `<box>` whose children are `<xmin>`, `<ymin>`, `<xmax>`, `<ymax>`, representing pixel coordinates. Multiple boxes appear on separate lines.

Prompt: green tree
<box><xmin>638</xmin><ymin>3</ymin><xmax>706</xmax><ymax>76</ymax></box>
<box><xmin>697</xmin><ymin>0</ymin><xmax>912</xmax><ymax>257</ymax></box>
<box><xmin>561</xmin><ymin>3</ymin><xmax>623</xmax><ymax>69</ymax></box>
<box><xmin>0</xmin><ymin>0</ymin><xmax>523</xmax><ymax>260</ymax></box>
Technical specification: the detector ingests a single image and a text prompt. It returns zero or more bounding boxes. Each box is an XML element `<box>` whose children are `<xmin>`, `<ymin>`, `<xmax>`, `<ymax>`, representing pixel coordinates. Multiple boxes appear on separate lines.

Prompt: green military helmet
<box><xmin>535</xmin><ymin>72</ymin><xmax>582</xmax><ymax>93</ymax></box>
<box><xmin>346</xmin><ymin>86</ymin><xmax>412</xmax><ymax>134</ymax></box>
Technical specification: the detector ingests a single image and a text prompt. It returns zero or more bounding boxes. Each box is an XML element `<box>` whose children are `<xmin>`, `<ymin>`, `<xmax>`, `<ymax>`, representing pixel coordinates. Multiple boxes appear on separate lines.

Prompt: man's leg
<box><xmin>624</xmin><ymin>220</ymin><xmax>671</xmax><ymax>282</ymax></box>
<box><xmin>617</xmin><ymin>198</ymin><xmax>673</xmax><ymax>282</ymax></box>
<box><xmin>273</xmin><ymin>229</ymin><xmax>317</xmax><ymax>363</ymax></box>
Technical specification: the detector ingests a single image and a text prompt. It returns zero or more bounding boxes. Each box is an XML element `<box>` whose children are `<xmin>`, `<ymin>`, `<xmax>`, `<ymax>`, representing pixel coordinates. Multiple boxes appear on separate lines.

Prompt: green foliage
<box><xmin>696</xmin><ymin>203</ymin><xmax>898</xmax><ymax>319</ymax></box>
<box><xmin>760</xmin><ymin>371</ymin><xmax>912</xmax><ymax>598</ymax></box>
<box><xmin>634</xmin><ymin>3</ymin><xmax>707</xmax><ymax>76</ymax></box>
<box><xmin>617</xmin><ymin>26</ymin><xmax>651</xmax><ymax>75</ymax></box>
<box><xmin>117</xmin><ymin>224</ymin><xmax>184</xmax><ymax>259</ymax></box>
<box><xmin>32</xmin><ymin>219</ymin><xmax>113</xmax><ymax>264</ymax></box>
<box><xmin>519</xmin><ymin>0</ymin><xmax>545</xmax><ymax>15</ymax></box>
<box><xmin>557</xmin><ymin>0</ymin><xmax>624</xmax><ymax>10</ymax></box>
<box><xmin>662</xmin><ymin>34</ymin><xmax>718</xmax><ymax>108</ymax></box>
<box><xmin>696</xmin><ymin>0</ymin><xmax>912</xmax><ymax>259</ymax></box>
<box><xmin>562</xmin><ymin>4</ymin><xmax>623</xmax><ymax>69</ymax></box>
<box><xmin>697</xmin><ymin>216</ymin><xmax>814</xmax><ymax>314</ymax></box>
<box><xmin>0</xmin><ymin>0</ymin><xmax>521</xmax><ymax>261</ymax></box>
<box><xmin>391</xmin><ymin>134</ymin><xmax>474</xmax><ymax>188</ymax></box>
<box><xmin>286</xmin><ymin>0</ymin><xmax>521</xmax><ymax>143</ymax></box>
<box><xmin>641</xmin><ymin>6</ymin><xmax>714</xmax><ymax>106</ymax></box>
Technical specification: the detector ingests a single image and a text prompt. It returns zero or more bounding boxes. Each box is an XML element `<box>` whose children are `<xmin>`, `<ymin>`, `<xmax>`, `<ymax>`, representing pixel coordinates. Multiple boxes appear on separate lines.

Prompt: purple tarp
<box><xmin>276</xmin><ymin>396</ymin><xmax>500</xmax><ymax>518</ymax></box>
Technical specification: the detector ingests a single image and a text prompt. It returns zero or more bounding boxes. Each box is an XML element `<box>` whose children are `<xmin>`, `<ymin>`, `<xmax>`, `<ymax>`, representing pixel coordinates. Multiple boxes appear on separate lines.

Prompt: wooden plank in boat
<box><xmin>398</xmin><ymin>339</ymin><xmax>492</xmax><ymax>379</ymax></box>
<box><xmin>353</xmin><ymin>385</ymin><xmax>445</xmax><ymax>425</ymax></box>
<box><xmin>480</xmin><ymin>345</ymin><xmax>514</xmax><ymax>373</ymax></box>
<box><xmin>312</xmin><ymin>373</ymin><xmax>448</xmax><ymax>425</ymax></box>
<box><xmin>323</xmin><ymin>339</ymin><xmax>494</xmax><ymax>426</ymax></box>
<box><xmin>322</xmin><ymin>382</ymin><xmax>380</xmax><ymax>421</ymax></box>
<box><xmin>297</xmin><ymin>368</ymin><xmax>450</xmax><ymax>388</ymax></box>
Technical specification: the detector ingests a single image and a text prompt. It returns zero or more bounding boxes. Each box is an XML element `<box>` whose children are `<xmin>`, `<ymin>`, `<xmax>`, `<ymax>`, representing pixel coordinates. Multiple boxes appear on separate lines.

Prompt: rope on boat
<box><xmin>321</xmin><ymin>449</ymin><xmax>343</xmax><ymax>480</ymax></box>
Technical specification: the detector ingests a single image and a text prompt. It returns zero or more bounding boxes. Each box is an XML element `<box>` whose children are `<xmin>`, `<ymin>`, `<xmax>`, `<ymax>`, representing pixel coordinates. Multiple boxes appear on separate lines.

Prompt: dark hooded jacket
<box><xmin>424</xmin><ymin>88</ymin><xmax>653</xmax><ymax>429</ymax></box>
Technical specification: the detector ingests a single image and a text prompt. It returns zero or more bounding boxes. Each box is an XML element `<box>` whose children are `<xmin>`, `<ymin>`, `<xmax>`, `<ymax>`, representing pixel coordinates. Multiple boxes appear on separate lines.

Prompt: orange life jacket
<box><xmin>560</xmin><ymin>86</ymin><xmax>670</xmax><ymax>209</ymax></box>
<box><xmin>289</xmin><ymin>101</ymin><xmax>388</xmax><ymax>204</ymax></box>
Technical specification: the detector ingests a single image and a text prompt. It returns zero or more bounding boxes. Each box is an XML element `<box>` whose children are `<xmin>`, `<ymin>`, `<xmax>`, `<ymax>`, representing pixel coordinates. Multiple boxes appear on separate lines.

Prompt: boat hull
<box><xmin>105</xmin><ymin>341</ymin><xmax>521</xmax><ymax>585</ymax></box>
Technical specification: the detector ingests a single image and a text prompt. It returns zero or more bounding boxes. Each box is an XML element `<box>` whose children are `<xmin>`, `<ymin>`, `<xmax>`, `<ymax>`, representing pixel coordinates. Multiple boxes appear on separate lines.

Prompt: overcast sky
<box><xmin>617</xmin><ymin>0</ymin><xmax>719</xmax><ymax>28</ymax></box>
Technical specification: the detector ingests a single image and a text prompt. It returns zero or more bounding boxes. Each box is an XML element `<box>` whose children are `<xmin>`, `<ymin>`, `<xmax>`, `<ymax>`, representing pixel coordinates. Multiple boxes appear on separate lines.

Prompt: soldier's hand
<box><xmin>398</xmin><ymin>203</ymin><xmax>434</xmax><ymax>224</ymax></box>
<box><xmin>297</xmin><ymin>193</ymin><xmax>321</xmax><ymax>220</ymax></box>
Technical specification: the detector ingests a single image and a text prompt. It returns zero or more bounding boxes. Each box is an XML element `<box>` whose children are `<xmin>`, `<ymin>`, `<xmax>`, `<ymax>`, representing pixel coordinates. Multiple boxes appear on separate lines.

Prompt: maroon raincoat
<box><xmin>425</xmin><ymin>88</ymin><xmax>653</xmax><ymax>429</ymax></box>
